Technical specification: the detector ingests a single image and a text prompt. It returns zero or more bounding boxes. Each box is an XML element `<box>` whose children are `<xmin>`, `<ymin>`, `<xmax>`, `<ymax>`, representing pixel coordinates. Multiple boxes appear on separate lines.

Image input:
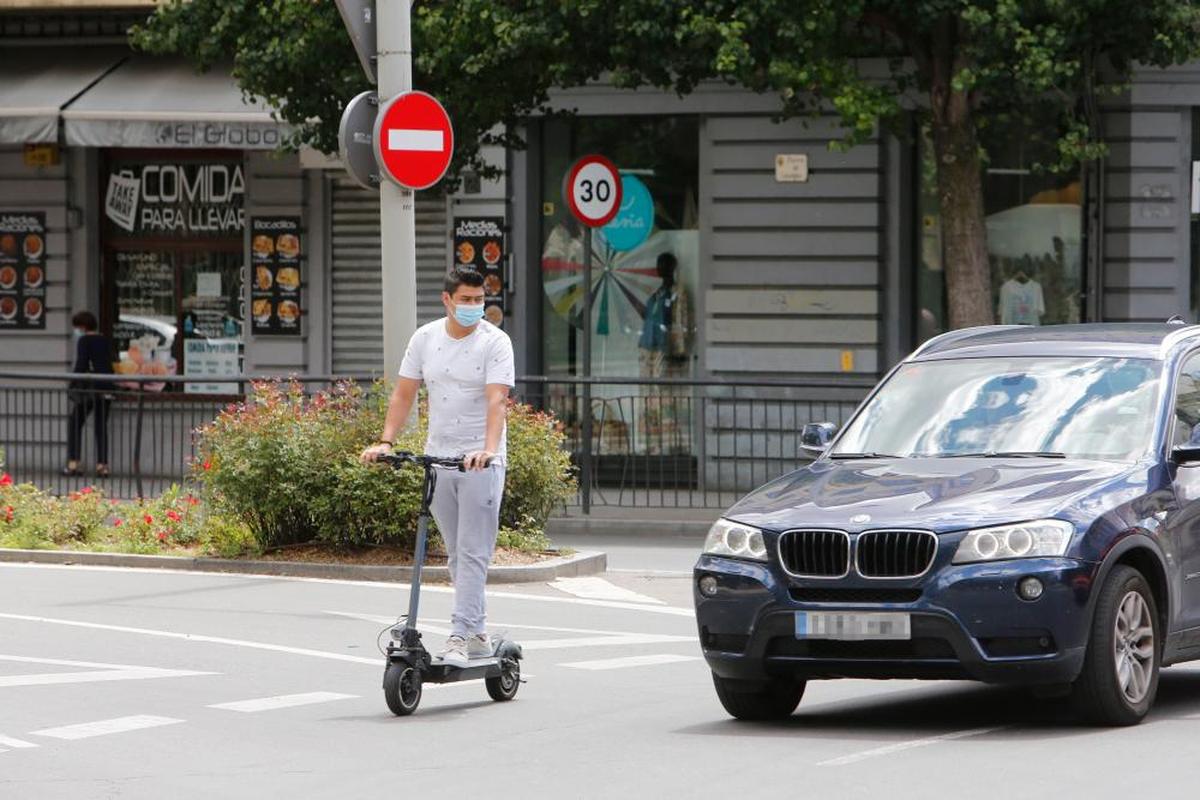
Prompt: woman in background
<box><xmin>64</xmin><ymin>311</ymin><xmax>114</xmax><ymax>478</ymax></box>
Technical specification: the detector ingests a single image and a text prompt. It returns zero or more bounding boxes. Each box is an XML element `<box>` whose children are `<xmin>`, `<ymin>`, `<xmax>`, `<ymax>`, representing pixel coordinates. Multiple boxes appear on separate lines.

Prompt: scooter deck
<box><xmin>425</xmin><ymin>657</ymin><xmax>503</xmax><ymax>683</ymax></box>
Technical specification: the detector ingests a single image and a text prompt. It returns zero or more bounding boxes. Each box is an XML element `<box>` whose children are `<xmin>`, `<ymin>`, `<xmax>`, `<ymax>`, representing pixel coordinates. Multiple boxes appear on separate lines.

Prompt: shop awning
<box><xmin>62</xmin><ymin>57</ymin><xmax>289</xmax><ymax>150</ymax></box>
<box><xmin>0</xmin><ymin>47</ymin><xmax>127</xmax><ymax>144</ymax></box>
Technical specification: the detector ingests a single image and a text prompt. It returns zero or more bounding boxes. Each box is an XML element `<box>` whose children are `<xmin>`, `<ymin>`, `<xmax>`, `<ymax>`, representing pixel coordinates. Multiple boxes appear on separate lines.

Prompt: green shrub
<box><xmin>193</xmin><ymin>379</ymin><xmax>576</xmax><ymax>552</ymax></box>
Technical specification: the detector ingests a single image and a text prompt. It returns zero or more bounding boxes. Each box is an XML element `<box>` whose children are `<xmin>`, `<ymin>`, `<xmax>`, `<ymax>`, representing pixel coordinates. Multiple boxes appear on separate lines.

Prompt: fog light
<box><xmin>699</xmin><ymin>575</ymin><xmax>719</xmax><ymax>597</ymax></box>
<box><xmin>1018</xmin><ymin>577</ymin><xmax>1044</xmax><ymax>601</ymax></box>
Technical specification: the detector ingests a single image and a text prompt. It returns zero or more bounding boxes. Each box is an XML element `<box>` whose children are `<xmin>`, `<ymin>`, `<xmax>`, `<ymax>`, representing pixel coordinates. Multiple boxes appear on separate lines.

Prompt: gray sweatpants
<box><xmin>429</xmin><ymin>463</ymin><xmax>505</xmax><ymax>637</ymax></box>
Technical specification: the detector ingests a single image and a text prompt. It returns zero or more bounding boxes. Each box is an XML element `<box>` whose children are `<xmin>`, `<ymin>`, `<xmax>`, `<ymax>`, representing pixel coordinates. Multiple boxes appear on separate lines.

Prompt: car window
<box><xmin>832</xmin><ymin>356</ymin><xmax>1161</xmax><ymax>462</ymax></box>
<box><xmin>1172</xmin><ymin>353</ymin><xmax>1200</xmax><ymax>446</ymax></box>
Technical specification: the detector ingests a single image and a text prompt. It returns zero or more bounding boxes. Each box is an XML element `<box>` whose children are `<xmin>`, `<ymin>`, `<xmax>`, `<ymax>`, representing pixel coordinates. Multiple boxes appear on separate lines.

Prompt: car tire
<box><xmin>711</xmin><ymin>673</ymin><xmax>806</xmax><ymax>721</ymax></box>
<box><xmin>1071</xmin><ymin>564</ymin><xmax>1160</xmax><ymax>726</ymax></box>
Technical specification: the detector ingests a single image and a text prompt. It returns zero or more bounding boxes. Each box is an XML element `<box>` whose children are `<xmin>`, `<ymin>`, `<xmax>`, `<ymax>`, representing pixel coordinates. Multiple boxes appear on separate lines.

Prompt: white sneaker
<box><xmin>439</xmin><ymin>635</ymin><xmax>469</xmax><ymax>668</ymax></box>
<box><xmin>467</xmin><ymin>633</ymin><xmax>492</xmax><ymax>659</ymax></box>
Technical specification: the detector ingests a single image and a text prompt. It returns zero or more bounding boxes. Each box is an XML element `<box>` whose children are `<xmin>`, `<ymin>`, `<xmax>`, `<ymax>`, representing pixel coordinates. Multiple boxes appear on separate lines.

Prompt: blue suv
<box><xmin>695</xmin><ymin>323</ymin><xmax>1200</xmax><ymax>726</ymax></box>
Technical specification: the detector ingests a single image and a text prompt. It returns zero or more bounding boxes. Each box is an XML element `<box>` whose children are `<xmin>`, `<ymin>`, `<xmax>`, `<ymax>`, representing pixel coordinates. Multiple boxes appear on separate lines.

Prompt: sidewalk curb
<box><xmin>0</xmin><ymin>548</ymin><xmax>607</xmax><ymax>584</ymax></box>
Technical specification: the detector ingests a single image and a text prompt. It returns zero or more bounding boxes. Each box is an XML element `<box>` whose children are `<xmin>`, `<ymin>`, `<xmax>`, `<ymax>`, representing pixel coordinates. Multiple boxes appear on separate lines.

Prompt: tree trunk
<box><xmin>929</xmin><ymin>92</ymin><xmax>993</xmax><ymax>329</ymax></box>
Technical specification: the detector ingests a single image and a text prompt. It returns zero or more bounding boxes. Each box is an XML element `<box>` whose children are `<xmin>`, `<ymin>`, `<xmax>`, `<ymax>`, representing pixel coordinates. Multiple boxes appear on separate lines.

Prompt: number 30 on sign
<box><xmin>563</xmin><ymin>155</ymin><xmax>623</xmax><ymax>228</ymax></box>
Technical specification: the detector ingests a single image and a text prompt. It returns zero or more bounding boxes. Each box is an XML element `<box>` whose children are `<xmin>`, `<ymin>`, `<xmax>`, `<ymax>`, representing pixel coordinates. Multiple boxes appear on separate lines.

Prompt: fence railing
<box><xmin>0</xmin><ymin>371</ymin><xmax>870</xmax><ymax>510</ymax></box>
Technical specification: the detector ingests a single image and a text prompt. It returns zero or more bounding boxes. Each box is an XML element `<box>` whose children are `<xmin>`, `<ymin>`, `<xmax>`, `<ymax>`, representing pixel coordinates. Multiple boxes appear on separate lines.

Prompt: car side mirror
<box><xmin>1172</xmin><ymin>444</ymin><xmax>1200</xmax><ymax>464</ymax></box>
<box><xmin>801</xmin><ymin>422</ymin><xmax>837</xmax><ymax>454</ymax></box>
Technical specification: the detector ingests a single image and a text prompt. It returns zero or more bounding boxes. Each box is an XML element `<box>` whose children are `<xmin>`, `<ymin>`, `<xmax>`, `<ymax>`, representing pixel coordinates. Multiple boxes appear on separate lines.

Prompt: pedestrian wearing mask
<box><xmin>63</xmin><ymin>311</ymin><xmax>114</xmax><ymax>478</ymax></box>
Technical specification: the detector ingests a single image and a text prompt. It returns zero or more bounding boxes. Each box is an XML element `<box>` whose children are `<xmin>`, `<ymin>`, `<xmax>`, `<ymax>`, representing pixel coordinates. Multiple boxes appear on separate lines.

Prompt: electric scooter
<box><xmin>375</xmin><ymin>451</ymin><xmax>523</xmax><ymax>716</ymax></box>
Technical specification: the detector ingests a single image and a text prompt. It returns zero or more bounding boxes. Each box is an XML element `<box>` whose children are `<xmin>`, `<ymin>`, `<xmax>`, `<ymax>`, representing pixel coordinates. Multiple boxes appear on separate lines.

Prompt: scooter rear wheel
<box><xmin>384</xmin><ymin>663</ymin><xmax>422</xmax><ymax>716</ymax></box>
<box><xmin>486</xmin><ymin>660</ymin><xmax>520</xmax><ymax>702</ymax></box>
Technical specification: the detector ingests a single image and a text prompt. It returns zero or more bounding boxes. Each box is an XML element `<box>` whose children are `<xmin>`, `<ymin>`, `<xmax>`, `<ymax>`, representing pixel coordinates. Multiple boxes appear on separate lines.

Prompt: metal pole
<box><xmin>580</xmin><ymin>227</ymin><xmax>593</xmax><ymax>513</ymax></box>
<box><xmin>377</xmin><ymin>0</ymin><xmax>418</xmax><ymax>380</ymax></box>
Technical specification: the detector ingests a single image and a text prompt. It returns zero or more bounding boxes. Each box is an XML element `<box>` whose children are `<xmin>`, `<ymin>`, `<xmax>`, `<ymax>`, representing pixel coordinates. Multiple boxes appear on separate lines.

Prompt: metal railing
<box><xmin>512</xmin><ymin>376</ymin><xmax>868</xmax><ymax>510</ymax></box>
<box><xmin>0</xmin><ymin>371</ymin><xmax>869</xmax><ymax>509</ymax></box>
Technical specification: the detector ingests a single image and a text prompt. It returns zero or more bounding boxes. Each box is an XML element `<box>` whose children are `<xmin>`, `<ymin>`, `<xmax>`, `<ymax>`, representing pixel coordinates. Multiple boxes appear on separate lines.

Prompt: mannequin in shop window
<box><xmin>998</xmin><ymin>261</ymin><xmax>1046</xmax><ymax>326</ymax></box>
<box><xmin>638</xmin><ymin>252</ymin><xmax>692</xmax><ymax>454</ymax></box>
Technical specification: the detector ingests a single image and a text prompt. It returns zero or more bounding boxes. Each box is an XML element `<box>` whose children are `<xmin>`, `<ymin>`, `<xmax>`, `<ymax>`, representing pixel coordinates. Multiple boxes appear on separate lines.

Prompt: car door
<box><xmin>1168</xmin><ymin>351</ymin><xmax>1200</xmax><ymax>633</ymax></box>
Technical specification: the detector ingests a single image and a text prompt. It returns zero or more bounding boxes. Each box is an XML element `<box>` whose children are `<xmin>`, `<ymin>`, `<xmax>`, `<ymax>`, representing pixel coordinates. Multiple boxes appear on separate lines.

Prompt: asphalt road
<box><xmin>4</xmin><ymin>561</ymin><xmax>1200</xmax><ymax>800</ymax></box>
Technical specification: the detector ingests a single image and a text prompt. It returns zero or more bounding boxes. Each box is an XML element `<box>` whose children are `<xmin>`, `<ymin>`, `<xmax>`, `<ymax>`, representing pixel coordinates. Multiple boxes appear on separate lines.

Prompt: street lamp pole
<box><xmin>376</xmin><ymin>0</ymin><xmax>417</xmax><ymax>379</ymax></box>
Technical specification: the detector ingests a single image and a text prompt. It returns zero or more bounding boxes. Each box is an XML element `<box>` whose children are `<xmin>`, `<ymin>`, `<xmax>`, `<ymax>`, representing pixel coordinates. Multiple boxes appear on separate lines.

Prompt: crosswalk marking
<box><xmin>560</xmin><ymin>654</ymin><xmax>701</xmax><ymax>671</ymax></box>
<box><xmin>31</xmin><ymin>715</ymin><xmax>184</xmax><ymax>741</ymax></box>
<box><xmin>548</xmin><ymin>577</ymin><xmax>665</xmax><ymax>605</ymax></box>
<box><xmin>0</xmin><ymin>735</ymin><xmax>37</xmax><ymax>749</ymax></box>
<box><xmin>208</xmin><ymin>692</ymin><xmax>358</xmax><ymax>713</ymax></box>
<box><xmin>324</xmin><ymin>611</ymin><xmax>694</xmax><ymax>651</ymax></box>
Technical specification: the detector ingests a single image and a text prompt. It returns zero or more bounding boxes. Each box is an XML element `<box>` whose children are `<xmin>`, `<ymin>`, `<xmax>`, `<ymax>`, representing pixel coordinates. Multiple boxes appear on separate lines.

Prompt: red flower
<box><xmin>3</xmin><ymin>505</ymin><xmax>13</xmax><ymax>522</ymax></box>
<box><xmin>202</xmin><ymin>460</ymin><xmax>212</xmax><ymax>471</ymax></box>
<box><xmin>156</xmin><ymin>531</ymin><xmax>167</xmax><ymax>541</ymax></box>
<box><xmin>113</xmin><ymin>518</ymin><xmax>123</xmax><ymax>527</ymax></box>
<box><xmin>144</xmin><ymin>514</ymin><xmax>154</xmax><ymax>525</ymax></box>
<box><xmin>81</xmin><ymin>486</ymin><xmax>94</xmax><ymax>495</ymax></box>
<box><xmin>166</xmin><ymin>510</ymin><xmax>181</xmax><ymax>522</ymax></box>
<box><xmin>185</xmin><ymin>495</ymin><xmax>200</xmax><ymax>506</ymax></box>
<box><xmin>0</xmin><ymin>473</ymin><xmax>12</xmax><ymax>487</ymax></box>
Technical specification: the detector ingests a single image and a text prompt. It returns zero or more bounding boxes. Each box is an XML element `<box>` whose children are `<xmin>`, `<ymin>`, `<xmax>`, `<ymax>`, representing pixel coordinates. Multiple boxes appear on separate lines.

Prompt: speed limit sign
<box><xmin>563</xmin><ymin>155</ymin><xmax>623</xmax><ymax>228</ymax></box>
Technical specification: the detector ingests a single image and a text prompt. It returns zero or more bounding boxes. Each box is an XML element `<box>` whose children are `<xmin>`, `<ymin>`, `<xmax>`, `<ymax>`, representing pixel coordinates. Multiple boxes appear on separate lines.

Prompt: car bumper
<box><xmin>694</xmin><ymin>554</ymin><xmax>1097</xmax><ymax>685</ymax></box>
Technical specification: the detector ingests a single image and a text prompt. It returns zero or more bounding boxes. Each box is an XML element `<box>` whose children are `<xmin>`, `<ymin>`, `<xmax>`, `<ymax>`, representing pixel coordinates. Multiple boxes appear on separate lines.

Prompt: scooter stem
<box><xmin>405</xmin><ymin>462</ymin><xmax>439</xmax><ymax>632</ymax></box>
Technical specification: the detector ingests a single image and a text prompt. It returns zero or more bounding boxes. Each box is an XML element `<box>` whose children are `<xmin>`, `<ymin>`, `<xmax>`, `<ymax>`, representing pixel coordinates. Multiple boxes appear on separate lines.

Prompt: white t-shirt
<box><xmin>998</xmin><ymin>278</ymin><xmax>1045</xmax><ymax>325</ymax></box>
<box><xmin>398</xmin><ymin>319</ymin><xmax>515</xmax><ymax>458</ymax></box>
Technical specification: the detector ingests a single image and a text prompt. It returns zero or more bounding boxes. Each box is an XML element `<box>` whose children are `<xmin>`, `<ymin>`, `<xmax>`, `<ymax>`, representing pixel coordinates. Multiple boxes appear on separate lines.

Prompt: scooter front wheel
<box><xmin>384</xmin><ymin>663</ymin><xmax>422</xmax><ymax>716</ymax></box>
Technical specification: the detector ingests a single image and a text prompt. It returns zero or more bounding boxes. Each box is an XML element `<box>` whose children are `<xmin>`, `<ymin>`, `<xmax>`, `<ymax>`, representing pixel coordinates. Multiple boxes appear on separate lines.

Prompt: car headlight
<box><xmin>703</xmin><ymin>519</ymin><xmax>767</xmax><ymax>561</ymax></box>
<box><xmin>952</xmin><ymin>520</ymin><xmax>1074</xmax><ymax>564</ymax></box>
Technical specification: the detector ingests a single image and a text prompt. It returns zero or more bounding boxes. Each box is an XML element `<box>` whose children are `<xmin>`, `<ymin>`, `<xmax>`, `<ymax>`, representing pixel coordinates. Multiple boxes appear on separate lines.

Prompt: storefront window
<box><xmin>537</xmin><ymin>116</ymin><xmax>699</xmax><ymax>459</ymax></box>
<box><xmin>101</xmin><ymin>152</ymin><xmax>245</xmax><ymax>388</ymax></box>
<box><xmin>916</xmin><ymin>121</ymin><xmax>1084</xmax><ymax>343</ymax></box>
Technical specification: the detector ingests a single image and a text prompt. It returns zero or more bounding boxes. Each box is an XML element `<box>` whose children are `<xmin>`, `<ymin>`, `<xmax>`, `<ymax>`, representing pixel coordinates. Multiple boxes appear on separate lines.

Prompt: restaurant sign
<box><xmin>104</xmin><ymin>160</ymin><xmax>245</xmax><ymax>238</ymax></box>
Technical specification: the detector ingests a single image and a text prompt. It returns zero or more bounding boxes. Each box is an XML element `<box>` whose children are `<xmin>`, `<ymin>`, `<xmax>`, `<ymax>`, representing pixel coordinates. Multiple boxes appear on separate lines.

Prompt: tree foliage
<box><xmin>136</xmin><ymin>1</ymin><xmax>1200</xmax><ymax>326</ymax></box>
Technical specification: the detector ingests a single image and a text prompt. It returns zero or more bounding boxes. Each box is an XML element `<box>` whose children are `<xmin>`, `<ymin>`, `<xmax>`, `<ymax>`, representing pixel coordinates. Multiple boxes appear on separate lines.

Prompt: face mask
<box><xmin>453</xmin><ymin>303</ymin><xmax>485</xmax><ymax>327</ymax></box>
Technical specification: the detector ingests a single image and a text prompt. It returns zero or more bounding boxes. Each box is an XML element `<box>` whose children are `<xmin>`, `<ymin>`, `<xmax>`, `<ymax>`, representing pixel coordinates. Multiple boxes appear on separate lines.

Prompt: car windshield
<box><xmin>830</xmin><ymin>356</ymin><xmax>1162</xmax><ymax>462</ymax></box>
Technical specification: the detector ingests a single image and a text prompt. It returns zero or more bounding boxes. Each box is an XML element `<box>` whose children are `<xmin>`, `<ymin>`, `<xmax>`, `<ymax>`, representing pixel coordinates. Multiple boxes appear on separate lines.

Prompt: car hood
<box><xmin>725</xmin><ymin>457</ymin><xmax>1147</xmax><ymax>534</ymax></box>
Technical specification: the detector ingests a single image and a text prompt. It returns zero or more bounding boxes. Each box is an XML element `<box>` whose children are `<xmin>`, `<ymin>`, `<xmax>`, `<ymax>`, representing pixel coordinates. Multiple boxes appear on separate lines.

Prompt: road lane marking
<box><xmin>816</xmin><ymin>726</ymin><xmax>1011</xmax><ymax>767</ymax></box>
<box><xmin>325</xmin><ymin>611</ymin><xmax>695</xmax><ymax>651</ymax></box>
<box><xmin>209</xmin><ymin>692</ymin><xmax>358</xmax><ymax>713</ymax></box>
<box><xmin>0</xmin><ymin>563</ymin><xmax>694</xmax><ymax>617</ymax></box>
<box><xmin>0</xmin><ymin>613</ymin><xmax>380</xmax><ymax>666</ymax></box>
<box><xmin>560</xmin><ymin>654</ymin><xmax>701</xmax><ymax>670</ymax></box>
<box><xmin>0</xmin><ymin>735</ymin><xmax>37</xmax><ymax>749</ymax></box>
<box><xmin>31</xmin><ymin>715</ymin><xmax>184</xmax><ymax>741</ymax></box>
<box><xmin>0</xmin><ymin>654</ymin><xmax>215</xmax><ymax>688</ymax></box>
<box><xmin>549</xmin><ymin>577</ymin><xmax>665</xmax><ymax>605</ymax></box>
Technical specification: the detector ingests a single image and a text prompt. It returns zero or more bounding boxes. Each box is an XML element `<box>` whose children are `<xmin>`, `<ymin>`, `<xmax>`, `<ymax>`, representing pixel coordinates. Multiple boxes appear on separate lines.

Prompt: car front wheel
<box><xmin>1072</xmin><ymin>565</ymin><xmax>1160</xmax><ymax>726</ymax></box>
<box><xmin>712</xmin><ymin>673</ymin><xmax>806</xmax><ymax>721</ymax></box>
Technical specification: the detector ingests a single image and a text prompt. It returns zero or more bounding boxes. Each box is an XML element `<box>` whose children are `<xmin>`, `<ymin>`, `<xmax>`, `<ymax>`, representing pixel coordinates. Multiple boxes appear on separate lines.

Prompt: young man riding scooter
<box><xmin>360</xmin><ymin>267</ymin><xmax>514</xmax><ymax>668</ymax></box>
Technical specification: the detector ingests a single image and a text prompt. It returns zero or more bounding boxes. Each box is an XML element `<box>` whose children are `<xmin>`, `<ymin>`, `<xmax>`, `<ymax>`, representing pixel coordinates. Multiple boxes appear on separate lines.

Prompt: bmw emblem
<box><xmin>850</xmin><ymin>514</ymin><xmax>871</xmax><ymax>524</ymax></box>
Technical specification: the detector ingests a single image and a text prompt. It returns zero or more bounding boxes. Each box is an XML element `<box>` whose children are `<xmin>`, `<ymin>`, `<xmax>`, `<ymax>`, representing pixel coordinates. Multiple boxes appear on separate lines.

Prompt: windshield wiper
<box><xmin>944</xmin><ymin>451</ymin><xmax>1066</xmax><ymax>459</ymax></box>
<box><xmin>828</xmin><ymin>452</ymin><xmax>904</xmax><ymax>459</ymax></box>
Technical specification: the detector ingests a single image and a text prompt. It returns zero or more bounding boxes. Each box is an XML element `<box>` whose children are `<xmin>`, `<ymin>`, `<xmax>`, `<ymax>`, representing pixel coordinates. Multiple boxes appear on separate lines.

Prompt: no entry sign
<box><xmin>563</xmin><ymin>155</ymin><xmax>622</xmax><ymax>228</ymax></box>
<box><xmin>372</xmin><ymin>90</ymin><xmax>454</xmax><ymax>190</ymax></box>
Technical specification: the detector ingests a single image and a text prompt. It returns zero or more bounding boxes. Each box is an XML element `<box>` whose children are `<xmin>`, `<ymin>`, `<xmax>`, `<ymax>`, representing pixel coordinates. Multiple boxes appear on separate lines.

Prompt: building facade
<box><xmin>2</xmin><ymin>3</ymin><xmax>1199</xmax><ymax>496</ymax></box>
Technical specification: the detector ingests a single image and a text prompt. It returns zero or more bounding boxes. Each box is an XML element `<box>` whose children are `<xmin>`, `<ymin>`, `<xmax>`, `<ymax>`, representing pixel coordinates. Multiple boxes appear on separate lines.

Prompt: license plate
<box><xmin>795</xmin><ymin>611</ymin><xmax>911</xmax><ymax>641</ymax></box>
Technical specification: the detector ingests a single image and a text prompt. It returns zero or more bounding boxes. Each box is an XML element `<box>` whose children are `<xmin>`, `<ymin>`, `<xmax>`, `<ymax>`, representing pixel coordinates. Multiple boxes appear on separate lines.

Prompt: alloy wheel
<box><xmin>1112</xmin><ymin>590</ymin><xmax>1155</xmax><ymax>705</ymax></box>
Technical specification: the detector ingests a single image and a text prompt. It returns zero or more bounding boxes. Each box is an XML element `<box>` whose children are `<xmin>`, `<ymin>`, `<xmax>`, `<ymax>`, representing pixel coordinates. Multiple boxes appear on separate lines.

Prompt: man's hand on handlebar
<box><xmin>463</xmin><ymin>450</ymin><xmax>495</xmax><ymax>471</ymax></box>
<box><xmin>359</xmin><ymin>442</ymin><xmax>392</xmax><ymax>464</ymax></box>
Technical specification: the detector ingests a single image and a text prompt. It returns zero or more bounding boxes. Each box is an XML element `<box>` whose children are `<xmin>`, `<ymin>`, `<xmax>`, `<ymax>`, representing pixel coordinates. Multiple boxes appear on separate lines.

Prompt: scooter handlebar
<box><xmin>375</xmin><ymin>451</ymin><xmax>492</xmax><ymax>470</ymax></box>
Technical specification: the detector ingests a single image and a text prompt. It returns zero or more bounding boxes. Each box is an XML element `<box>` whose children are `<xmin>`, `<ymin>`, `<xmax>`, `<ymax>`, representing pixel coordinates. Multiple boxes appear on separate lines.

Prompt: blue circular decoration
<box><xmin>600</xmin><ymin>174</ymin><xmax>653</xmax><ymax>252</ymax></box>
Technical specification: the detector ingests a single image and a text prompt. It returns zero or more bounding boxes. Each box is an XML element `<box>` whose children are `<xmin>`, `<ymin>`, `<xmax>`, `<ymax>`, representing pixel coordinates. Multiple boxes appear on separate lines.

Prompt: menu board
<box><xmin>453</xmin><ymin>217</ymin><xmax>506</xmax><ymax>327</ymax></box>
<box><xmin>0</xmin><ymin>212</ymin><xmax>47</xmax><ymax>330</ymax></box>
<box><xmin>250</xmin><ymin>217</ymin><xmax>302</xmax><ymax>336</ymax></box>
<box><xmin>111</xmin><ymin>251</ymin><xmax>176</xmax><ymax>387</ymax></box>
<box><xmin>184</xmin><ymin>339</ymin><xmax>240</xmax><ymax>395</ymax></box>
